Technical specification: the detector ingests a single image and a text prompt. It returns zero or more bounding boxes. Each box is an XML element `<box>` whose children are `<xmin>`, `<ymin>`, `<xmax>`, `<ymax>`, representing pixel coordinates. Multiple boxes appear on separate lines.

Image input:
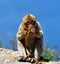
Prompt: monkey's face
<box><xmin>24</xmin><ymin>20</ymin><xmax>36</xmax><ymax>29</ymax></box>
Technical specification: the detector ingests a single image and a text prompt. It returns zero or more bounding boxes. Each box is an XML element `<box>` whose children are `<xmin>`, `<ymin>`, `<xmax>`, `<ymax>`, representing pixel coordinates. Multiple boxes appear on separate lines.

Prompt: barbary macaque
<box><xmin>17</xmin><ymin>14</ymin><xmax>43</xmax><ymax>61</ymax></box>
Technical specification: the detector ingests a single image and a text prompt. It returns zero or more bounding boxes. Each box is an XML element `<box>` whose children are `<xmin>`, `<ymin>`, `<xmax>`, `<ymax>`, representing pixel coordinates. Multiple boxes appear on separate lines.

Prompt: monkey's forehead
<box><xmin>22</xmin><ymin>14</ymin><xmax>36</xmax><ymax>23</ymax></box>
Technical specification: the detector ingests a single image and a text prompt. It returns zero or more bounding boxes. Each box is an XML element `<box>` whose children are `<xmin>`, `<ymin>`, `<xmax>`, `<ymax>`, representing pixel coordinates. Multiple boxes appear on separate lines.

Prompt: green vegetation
<box><xmin>43</xmin><ymin>45</ymin><xmax>60</xmax><ymax>60</ymax></box>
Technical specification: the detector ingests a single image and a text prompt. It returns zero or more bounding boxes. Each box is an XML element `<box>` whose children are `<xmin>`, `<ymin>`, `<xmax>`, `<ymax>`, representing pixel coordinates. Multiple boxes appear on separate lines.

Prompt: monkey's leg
<box><xmin>34</xmin><ymin>38</ymin><xmax>43</xmax><ymax>60</ymax></box>
<box><xmin>26</xmin><ymin>49</ymin><xmax>30</xmax><ymax>55</ymax></box>
<box><xmin>25</xmin><ymin>30</ymin><xmax>32</xmax><ymax>58</ymax></box>
<box><xmin>25</xmin><ymin>48</ymin><xmax>31</xmax><ymax>58</ymax></box>
<box><xmin>18</xmin><ymin>41</ymin><xmax>26</xmax><ymax>59</ymax></box>
<box><xmin>25</xmin><ymin>40</ymin><xmax>31</xmax><ymax>58</ymax></box>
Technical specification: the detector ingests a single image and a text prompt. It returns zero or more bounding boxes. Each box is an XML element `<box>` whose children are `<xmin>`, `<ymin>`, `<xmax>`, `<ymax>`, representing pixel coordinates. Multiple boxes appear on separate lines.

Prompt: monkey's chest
<box><xmin>26</xmin><ymin>33</ymin><xmax>36</xmax><ymax>47</ymax></box>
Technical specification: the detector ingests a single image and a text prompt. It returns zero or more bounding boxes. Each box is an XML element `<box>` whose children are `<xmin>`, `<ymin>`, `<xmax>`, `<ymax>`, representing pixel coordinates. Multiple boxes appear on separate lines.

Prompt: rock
<box><xmin>0</xmin><ymin>48</ymin><xmax>60</xmax><ymax>64</ymax></box>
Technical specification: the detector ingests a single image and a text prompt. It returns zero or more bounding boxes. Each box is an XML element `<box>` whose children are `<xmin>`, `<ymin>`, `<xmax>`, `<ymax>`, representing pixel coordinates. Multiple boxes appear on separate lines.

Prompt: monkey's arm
<box><xmin>35</xmin><ymin>22</ymin><xmax>43</xmax><ymax>38</ymax></box>
<box><xmin>17</xmin><ymin>23</ymin><xmax>26</xmax><ymax>40</ymax></box>
<box><xmin>33</xmin><ymin>29</ymin><xmax>43</xmax><ymax>38</ymax></box>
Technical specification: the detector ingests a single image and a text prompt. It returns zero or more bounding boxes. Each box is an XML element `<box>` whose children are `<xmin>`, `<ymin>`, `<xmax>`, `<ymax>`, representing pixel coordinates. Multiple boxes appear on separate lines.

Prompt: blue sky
<box><xmin>0</xmin><ymin>0</ymin><xmax>60</xmax><ymax>49</ymax></box>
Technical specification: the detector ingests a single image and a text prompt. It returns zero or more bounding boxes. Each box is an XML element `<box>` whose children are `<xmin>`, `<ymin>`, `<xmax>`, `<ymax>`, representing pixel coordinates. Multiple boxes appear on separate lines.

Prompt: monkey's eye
<box><xmin>25</xmin><ymin>22</ymin><xmax>30</xmax><ymax>25</ymax></box>
<box><xmin>25</xmin><ymin>22</ymin><xmax>30</xmax><ymax>27</ymax></box>
<box><xmin>25</xmin><ymin>23</ymin><xmax>28</xmax><ymax>27</ymax></box>
<box><xmin>31</xmin><ymin>20</ymin><xmax>35</xmax><ymax>25</ymax></box>
<box><xmin>27</xmin><ymin>22</ymin><xmax>30</xmax><ymax>25</ymax></box>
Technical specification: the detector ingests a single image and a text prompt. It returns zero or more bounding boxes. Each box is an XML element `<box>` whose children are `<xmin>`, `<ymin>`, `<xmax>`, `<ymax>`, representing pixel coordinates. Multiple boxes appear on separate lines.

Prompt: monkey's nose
<box><xmin>28</xmin><ymin>24</ymin><xmax>33</xmax><ymax>28</ymax></box>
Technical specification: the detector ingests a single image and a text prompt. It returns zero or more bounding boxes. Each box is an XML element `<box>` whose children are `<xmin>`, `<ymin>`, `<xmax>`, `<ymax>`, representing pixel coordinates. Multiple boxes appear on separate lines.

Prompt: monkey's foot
<box><xmin>30</xmin><ymin>58</ymin><xmax>38</xmax><ymax>63</ymax></box>
<box><xmin>17</xmin><ymin>56</ymin><xmax>40</xmax><ymax>63</ymax></box>
<box><xmin>16</xmin><ymin>56</ymin><xmax>26</xmax><ymax>62</ymax></box>
<box><xmin>24</xmin><ymin>57</ymin><xmax>38</xmax><ymax>63</ymax></box>
<box><xmin>16</xmin><ymin>56</ymin><xmax>31</xmax><ymax>62</ymax></box>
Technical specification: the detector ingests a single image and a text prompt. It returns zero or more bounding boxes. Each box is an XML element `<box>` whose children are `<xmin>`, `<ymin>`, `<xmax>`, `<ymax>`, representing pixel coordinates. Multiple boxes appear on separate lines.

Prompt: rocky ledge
<box><xmin>0</xmin><ymin>48</ymin><xmax>60</xmax><ymax>64</ymax></box>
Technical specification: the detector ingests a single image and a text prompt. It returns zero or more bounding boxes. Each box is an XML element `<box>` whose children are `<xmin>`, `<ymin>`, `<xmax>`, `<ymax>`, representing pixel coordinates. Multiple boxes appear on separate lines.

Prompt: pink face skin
<box><xmin>24</xmin><ymin>20</ymin><xmax>35</xmax><ymax>28</ymax></box>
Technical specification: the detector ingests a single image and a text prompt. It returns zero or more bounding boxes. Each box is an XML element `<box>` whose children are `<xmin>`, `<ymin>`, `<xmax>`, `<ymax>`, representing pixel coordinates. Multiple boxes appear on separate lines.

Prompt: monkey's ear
<box><xmin>22</xmin><ymin>18</ymin><xmax>27</xmax><ymax>23</ymax></box>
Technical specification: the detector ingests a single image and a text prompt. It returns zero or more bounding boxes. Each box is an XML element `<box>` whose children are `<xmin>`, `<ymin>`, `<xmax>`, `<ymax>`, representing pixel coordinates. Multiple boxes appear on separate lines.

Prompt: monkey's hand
<box><xmin>30</xmin><ymin>28</ymin><xmax>37</xmax><ymax>38</ymax></box>
<box><xmin>31</xmin><ymin>28</ymin><xmax>43</xmax><ymax>38</ymax></box>
<box><xmin>30</xmin><ymin>28</ymin><xmax>36</xmax><ymax>33</ymax></box>
<box><xmin>34</xmin><ymin>30</ymin><xmax>43</xmax><ymax>38</ymax></box>
<box><xmin>23</xmin><ymin>30</ymin><xmax>27</xmax><ymax>35</ymax></box>
<box><xmin>17</xmin><ymin>30</ymin><xmax>27</xmax><ymax>40</ymax></box>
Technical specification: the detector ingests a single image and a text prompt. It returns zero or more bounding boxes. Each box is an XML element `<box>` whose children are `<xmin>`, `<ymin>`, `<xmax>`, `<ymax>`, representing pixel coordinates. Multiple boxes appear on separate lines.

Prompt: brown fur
<box><xmin>17</xmin><ymin>14</ymin><xmax>43</xmax><ymax>59</ymax></box>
